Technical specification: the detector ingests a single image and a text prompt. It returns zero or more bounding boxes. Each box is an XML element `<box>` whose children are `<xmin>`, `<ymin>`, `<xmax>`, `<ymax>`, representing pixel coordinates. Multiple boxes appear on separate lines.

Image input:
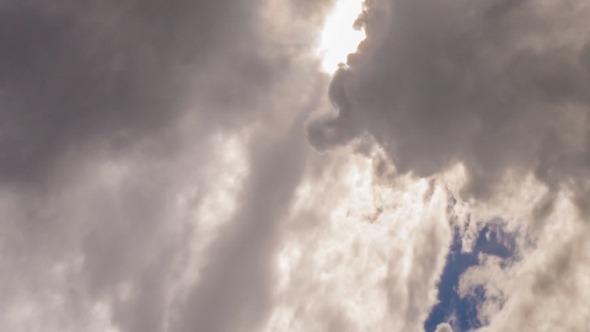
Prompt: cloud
<box><xmin>172</xmin><ymin>116</ymin><xmax>312</xmax><ymax>332</ymax></box>
<box><xmin>6</xmin><ymin>0</ymin><xmax>589</xmax><ymax>331</ymax></box>
<box><xmin>0</xmin><ymin>0</ymin><xmax>330</xmax><ymax>331</ymax></box>
<box><xmin>306</xmin><ymin>0</ymin><xmax>590</xmax><ymax>330</ymax></box>
<box><xmin>435</xmin><ymin>323</ymin><xmax>453</xmax><ymax>332</ymax></box>
<box><xmin>306</xmin><ymin>0</ymin><xmax>590</xmax><ymax>206</ymax></box>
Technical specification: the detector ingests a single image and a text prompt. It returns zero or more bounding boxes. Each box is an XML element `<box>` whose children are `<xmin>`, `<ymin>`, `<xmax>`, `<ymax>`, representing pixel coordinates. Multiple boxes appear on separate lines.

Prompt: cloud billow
<box><xmin>307</xmin><ymin>3</ymin><xmax>590</xmax><ymax>329</ymax></box>
<box><xmin>307</xmin><ymin>0</ymin><xmax>590</xmax><ymax>206</ymax></box>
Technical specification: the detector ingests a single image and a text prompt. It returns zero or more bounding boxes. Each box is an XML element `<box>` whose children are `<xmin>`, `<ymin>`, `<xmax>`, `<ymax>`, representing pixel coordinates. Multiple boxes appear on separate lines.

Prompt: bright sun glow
<box><xmin>317</xmin><ymin>0</ymin><xmax>366</xmax><ymax>73</ymax></box>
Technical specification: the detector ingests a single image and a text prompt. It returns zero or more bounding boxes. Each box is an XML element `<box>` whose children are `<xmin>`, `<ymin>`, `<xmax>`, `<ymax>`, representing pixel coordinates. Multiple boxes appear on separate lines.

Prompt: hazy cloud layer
<box><xmin>0</xmin><ymin>0</ymin><xmax>328</xmax><ymax>331</ymax></box>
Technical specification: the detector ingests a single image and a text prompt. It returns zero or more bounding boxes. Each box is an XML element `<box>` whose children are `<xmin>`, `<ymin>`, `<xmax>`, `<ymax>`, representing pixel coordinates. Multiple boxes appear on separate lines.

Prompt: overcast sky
<box><xmin>2</xmin><ymin>1</ymin><xmax>590</xmax><ymax>331</ymax></box>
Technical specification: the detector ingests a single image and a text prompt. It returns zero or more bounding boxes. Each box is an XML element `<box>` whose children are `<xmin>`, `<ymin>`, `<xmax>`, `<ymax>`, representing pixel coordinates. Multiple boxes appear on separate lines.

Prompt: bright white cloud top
<box><xmin>317</xmin><ymin>0</ymin><xmax>366</xmax><ymax>73</ymax></box>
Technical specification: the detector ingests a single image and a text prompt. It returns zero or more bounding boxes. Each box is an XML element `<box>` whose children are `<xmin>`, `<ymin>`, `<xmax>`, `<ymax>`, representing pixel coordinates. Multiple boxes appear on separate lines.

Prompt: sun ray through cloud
<box><xmin>317</xmin><ymin>0</ymin><xmax>366</xmax><ymax>73</ymax></box>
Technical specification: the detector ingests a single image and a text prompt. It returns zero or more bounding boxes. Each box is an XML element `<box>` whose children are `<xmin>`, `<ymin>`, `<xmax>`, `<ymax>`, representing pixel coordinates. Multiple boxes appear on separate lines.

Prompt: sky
<box><xmin>1</xmin><ymin>0</ymin><xmax>590</xmax><ymax>331</ymax></box>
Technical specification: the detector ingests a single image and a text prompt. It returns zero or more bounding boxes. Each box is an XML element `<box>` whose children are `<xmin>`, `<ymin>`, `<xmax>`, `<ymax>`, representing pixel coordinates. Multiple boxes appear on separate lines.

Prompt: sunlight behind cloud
<box><xmin>317</xmin><ymin>0</ymin><xmax>366</xmax><ymax>73</ymax></box>
<box><xmin>264</xmin><ymin>147</ymin><xmax>452</xmax><ymax>332</ymax></box>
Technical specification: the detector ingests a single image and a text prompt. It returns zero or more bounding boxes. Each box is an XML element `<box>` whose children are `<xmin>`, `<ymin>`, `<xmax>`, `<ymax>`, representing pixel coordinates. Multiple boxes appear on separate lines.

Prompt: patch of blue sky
<box><xmin>424</xmin><ymin>221</ymin><xmax>516</xmax><ymax>332</ymax></box>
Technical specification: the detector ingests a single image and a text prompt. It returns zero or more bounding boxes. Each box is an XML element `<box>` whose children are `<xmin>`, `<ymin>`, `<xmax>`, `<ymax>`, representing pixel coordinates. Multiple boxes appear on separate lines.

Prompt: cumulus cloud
<box><xmin>455</xmin><ymin>194</ymin><xmax>590</xmax><ymax>331</ymax></box>
<box><xmin>306</xmin><ymin>0</ymin><xmax>590</xmax><ymax>330</ymax></box>
<box><xmin>307</xmin><ymin>0</ymin><xmax>590</xmax><ymax>207</ymax></box>
<box><xmin>263</xmin><ymin>149</ymin><xmax>452</xmax><ymax>332</ymax></box>
<box><xmin>6</xmin><ymin>0</ymin><xmax>449</xmax><ymax>331</ymax></box>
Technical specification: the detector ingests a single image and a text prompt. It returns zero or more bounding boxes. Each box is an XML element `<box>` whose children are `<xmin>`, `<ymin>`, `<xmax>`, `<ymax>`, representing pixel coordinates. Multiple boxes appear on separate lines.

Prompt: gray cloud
<box><xmin>173</xmin><ymin>116</ymin><xmax>311</xmax><ymax>332</ymax></box>
<box><xmin>307</xmin><ymin>0</ymin><xmax>590</xmax><ymax>207</ymax></box>
<box><xmin>306</xmin><ymin>1</ymin><xmax>590</xmax><ymax>329</ymax></box>
<box><xmin>0</xmin><ymin>0</ymin><xmax>272</xmax><ymax>186</ymax></box>
<box><xmin>0</xmin><ymin>0</ymin><xmax>328</xmax><ymax>331</ymax></box>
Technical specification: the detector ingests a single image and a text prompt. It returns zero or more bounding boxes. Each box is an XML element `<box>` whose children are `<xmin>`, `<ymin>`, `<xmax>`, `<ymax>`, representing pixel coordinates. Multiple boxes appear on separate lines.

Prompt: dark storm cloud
<box><xmin>307</xmin><ymin>0</ymin><xmax>590</xmax><ymax>209</ymax></box>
